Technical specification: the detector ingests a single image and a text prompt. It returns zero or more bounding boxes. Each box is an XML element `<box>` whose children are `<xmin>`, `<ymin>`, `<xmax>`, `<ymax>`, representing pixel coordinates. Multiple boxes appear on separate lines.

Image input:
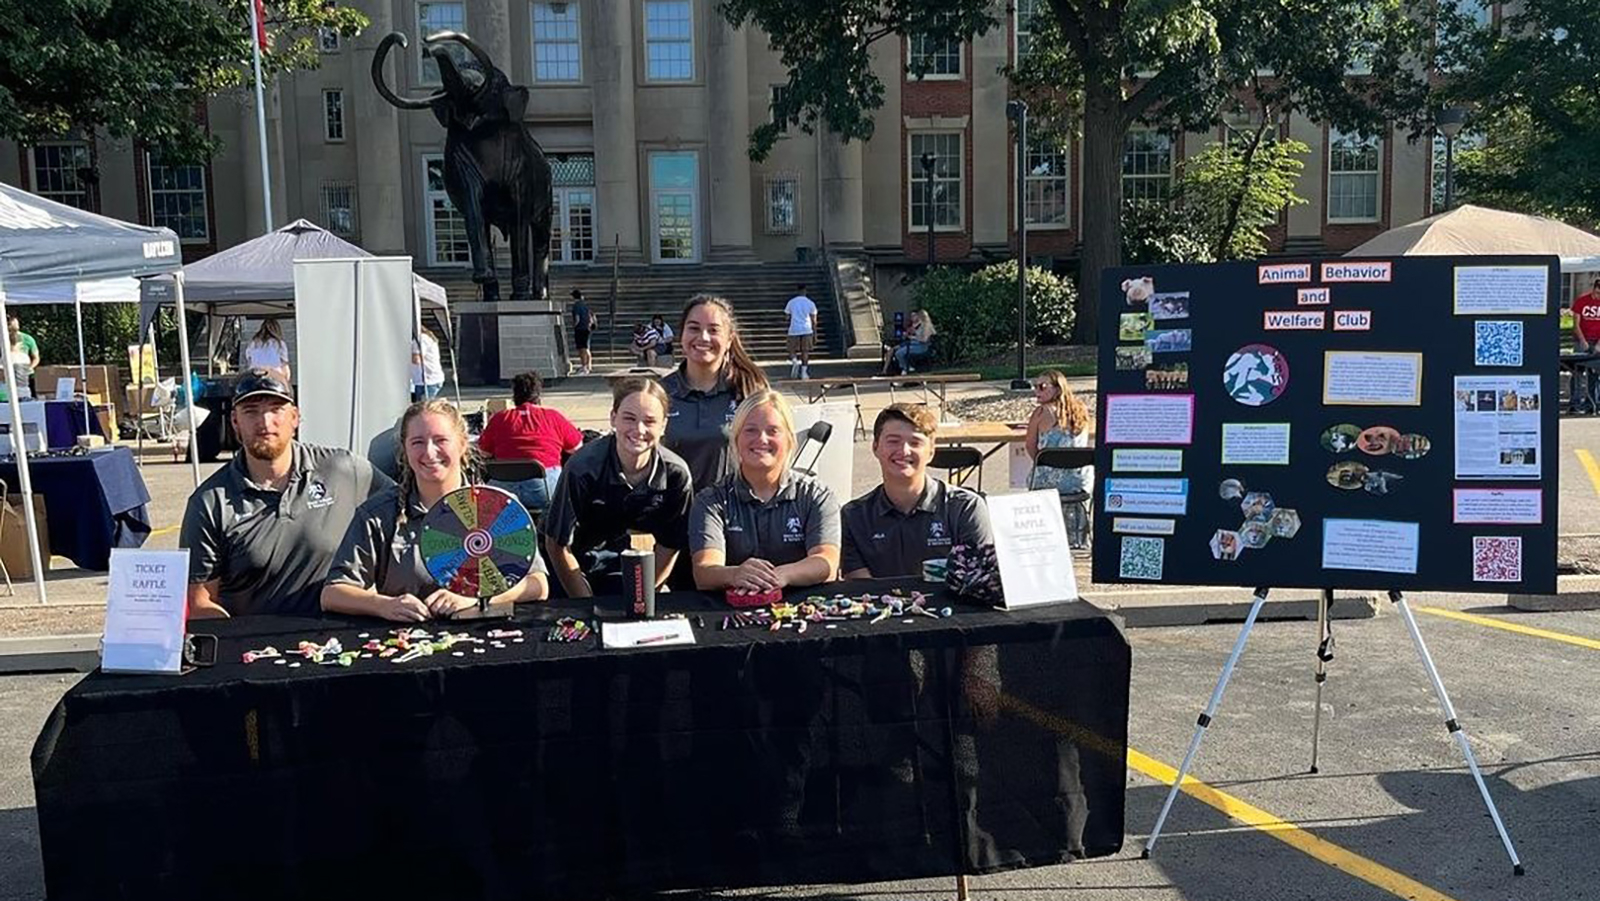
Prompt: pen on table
<box><xmin>633</xmin><ymin>634</ymin><xmax>673</xmax><ymax>646</ymax></box>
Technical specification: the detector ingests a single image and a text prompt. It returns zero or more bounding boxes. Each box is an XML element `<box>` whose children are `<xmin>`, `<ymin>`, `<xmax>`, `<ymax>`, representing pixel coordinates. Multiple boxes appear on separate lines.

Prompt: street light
<box><xmin>919</xmin><ymin>150</ymin><xmax>937</xmax><ymax>272</ymax></box>
<box><xmin>1436</xmin><ymin>106</ymin><xmax>1468</xmax><ymax>212</ymax></box>
<box><xmin>1006</xmin><ymin>99</ymin><xmax>1030</xmax><ymax>391</ymax></box>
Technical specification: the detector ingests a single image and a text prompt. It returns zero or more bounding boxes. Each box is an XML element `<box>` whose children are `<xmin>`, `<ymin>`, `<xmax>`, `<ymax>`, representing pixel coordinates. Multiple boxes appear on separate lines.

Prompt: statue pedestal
<box><xmin>453</xmin><ymin>301</ymin><xmax>568</xmax><ymax>385</ymax></box>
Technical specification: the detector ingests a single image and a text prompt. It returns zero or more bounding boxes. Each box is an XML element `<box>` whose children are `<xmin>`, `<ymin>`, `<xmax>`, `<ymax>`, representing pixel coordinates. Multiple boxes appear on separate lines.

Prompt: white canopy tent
<box><xmin>0</xmin><ymin>182</ymin><xmax>189</xmax><ymax>603</ymax></box>
<box><xmin>4</xmin><ymin>275</ymin><xmax>144</xmax><ymax>437</ymax></box>
<box><xmin>1348</xmin><ymin>204</ymin><xmax>1600</xmax><ymax>273</ymax></box>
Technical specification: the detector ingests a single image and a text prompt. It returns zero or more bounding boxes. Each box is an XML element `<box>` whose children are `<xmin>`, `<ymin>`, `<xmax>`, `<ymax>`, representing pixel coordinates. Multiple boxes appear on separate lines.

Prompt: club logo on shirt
<box><xmin>783</xmin><ymin>515</ymin><xmax>804</xmax><ymax>542</ymax></box>
<box><xmin>306</xmin><ymin>479</ymin><xmax>336</xmax><ymax>510</ymax></box>
<box><xmin>927</xmin><ymin>520</ymin><xmax>951</xmax><ymax>547</ymax></box>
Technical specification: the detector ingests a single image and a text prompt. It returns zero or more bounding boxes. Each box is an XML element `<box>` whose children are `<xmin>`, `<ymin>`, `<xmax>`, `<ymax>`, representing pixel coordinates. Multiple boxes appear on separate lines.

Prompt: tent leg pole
<box><xmin>174</xmin><ymin>273</ymin><xmax>201</xmax><ymax>487</ymax></box>
<box><xmin>74</xmin><ymin>296</ymin><xmax>91</xmax><ymax>436</ymax></box>
<box><xmin>0</xmin><ymin>287</ymin><xmax>49</xmax><ymax>604</ymax></box>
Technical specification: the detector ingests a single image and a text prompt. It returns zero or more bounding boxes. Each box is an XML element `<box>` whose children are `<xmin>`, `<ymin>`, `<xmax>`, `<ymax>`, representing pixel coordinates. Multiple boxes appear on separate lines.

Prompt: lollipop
<box><xmin>419</xmin><ymin>485</ymin><xmax>537</xmax><ymax>600</ymax></box>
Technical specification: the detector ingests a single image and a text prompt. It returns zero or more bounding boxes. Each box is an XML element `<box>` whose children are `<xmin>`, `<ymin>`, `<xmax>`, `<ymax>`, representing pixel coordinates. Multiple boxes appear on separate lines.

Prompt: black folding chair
<box><xmin>1033</xmin><ymin>447</ymin><xmax>1096</xmax><ymax>549</ymax></box>
<box><xmin>930</xmin><ymin>445</ymin><xmax>985</xmax><ymax>494</ymax></box>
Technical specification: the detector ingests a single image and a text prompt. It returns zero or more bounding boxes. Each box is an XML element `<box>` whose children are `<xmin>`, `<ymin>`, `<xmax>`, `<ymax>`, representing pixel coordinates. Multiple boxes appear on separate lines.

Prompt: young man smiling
<box><xmin>841</xmin><ymin>403</ymin><xmax>993</xmax><ymax>579</ymax></box>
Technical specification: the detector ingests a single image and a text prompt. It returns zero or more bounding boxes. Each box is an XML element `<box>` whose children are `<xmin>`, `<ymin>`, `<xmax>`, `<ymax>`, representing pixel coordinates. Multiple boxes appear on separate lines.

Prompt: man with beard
<box><xmin>181</xmin><ymin>370</ymin><xmax>392</xmax><ymax>618</ymax></box>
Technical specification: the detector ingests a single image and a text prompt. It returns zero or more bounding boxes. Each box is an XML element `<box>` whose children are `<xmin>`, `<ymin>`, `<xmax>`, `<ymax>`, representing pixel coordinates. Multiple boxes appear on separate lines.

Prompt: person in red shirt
<box><xmin>1571</xmin><ymin>277</ymin><xmax>1600</xmax><ymax>412</ymax></box>
<box><xmin>479</xmin><ymin>370</ymin><xmax>584</xmax><ymax>511</ymax></box>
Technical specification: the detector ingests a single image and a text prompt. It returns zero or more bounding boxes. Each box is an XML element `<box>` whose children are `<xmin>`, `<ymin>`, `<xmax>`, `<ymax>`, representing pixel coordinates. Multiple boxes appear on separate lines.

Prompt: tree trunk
<box><xmin>1076</xmin><ymin>90</ymin><xmax>1124</xmax><ymax>344</ymax></box>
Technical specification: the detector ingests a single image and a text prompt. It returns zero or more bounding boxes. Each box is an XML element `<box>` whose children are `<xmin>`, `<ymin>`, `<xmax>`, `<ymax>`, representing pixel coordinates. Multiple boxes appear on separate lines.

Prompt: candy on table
<box><xmin>487</xmin><ymin>629</ymin><xmax>523</xmax><ymax>639</ymax></box>
<box><xmin>242</xmin><ymin>646</ymin><xmax>281</xmax><ymax>664</ymax></box>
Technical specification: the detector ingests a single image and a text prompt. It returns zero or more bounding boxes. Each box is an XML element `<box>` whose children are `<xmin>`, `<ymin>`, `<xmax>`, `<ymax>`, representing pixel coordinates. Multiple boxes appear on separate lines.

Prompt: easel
<box><xmin>1142</xmin><ymin>587</ymin><xmax>1525</xmax><ymax>875</ymax></box>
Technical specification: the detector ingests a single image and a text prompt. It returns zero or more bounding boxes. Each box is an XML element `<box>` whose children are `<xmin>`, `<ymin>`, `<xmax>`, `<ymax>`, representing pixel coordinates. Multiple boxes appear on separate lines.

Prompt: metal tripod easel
<box><xmin>1142</xmin><ymin>587</ymin><xmax>1524</xmax><ymax>876</ymax></box>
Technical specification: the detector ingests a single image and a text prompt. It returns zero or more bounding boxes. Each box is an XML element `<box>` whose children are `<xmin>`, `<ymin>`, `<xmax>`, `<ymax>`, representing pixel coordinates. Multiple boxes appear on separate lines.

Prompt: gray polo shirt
<box><xmin>541</xmin><ymin>433</ymin><xmax>694</xmax><ymax>557</ymax></box>
<box><xmin>660</xmin><ymin>367</ymin><xmax>742</xmax><ymax>491</ymax></box>
<box><xmin>326</xmin><ymin>484</ymin><xmax>548</xmax><ymax>599</ymax></box>
<box><xmin>840</xmin><ymin>478</ymin><xmax>993</xmax><ymax>577</ymax></box>
<box><xmin>181</xmin><ymin>442</ymin><xmax>391</xmax><ymax>616</ymax></box>
<box><xmin>689</xmin><ymin>470</ymin><xmax>840</xmax><ymax>567</ymax></box>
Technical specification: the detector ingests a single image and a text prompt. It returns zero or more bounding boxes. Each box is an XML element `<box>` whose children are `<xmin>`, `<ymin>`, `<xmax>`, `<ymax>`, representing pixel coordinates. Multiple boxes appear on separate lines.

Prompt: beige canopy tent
<box><xmin>1347</xmin><ymin>204</ymin><xmax>1600</xmax><ymax>273</ymax></box>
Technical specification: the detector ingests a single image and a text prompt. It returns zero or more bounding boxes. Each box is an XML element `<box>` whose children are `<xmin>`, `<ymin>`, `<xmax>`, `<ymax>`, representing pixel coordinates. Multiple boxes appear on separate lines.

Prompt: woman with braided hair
<box><xmin>323</xmin><ymin>399</ymin><xmax>549</xmax><ymax>621</ymax></box>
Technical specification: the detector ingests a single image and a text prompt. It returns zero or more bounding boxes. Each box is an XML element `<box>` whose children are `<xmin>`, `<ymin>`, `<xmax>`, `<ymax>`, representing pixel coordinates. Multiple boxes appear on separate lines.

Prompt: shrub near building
<box><xmin>913</xmin><ymin>262</ymin><xmax>1079</xmax><ymax>364</ymax></box>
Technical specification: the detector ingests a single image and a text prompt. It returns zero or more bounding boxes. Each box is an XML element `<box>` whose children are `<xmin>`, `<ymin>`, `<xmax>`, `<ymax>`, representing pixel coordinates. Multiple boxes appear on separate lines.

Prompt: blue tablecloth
<box><xmin>41</xmin><ymin>401</ymin><xmax>104</xmax><ymax>450</ymax></box>
<box><xmin>0</xmin><ymin>447</ymin><xmax>150</xmax><ymax>570</ymax></box>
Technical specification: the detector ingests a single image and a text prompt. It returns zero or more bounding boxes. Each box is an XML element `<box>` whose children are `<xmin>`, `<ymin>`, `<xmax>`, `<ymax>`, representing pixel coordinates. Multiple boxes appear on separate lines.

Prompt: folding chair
<box><xmin>483</xmin><ymin>458</ymin><xmax>550</xmax><ymax>518</ymax></box>
<box><xmin>930</xmin><ymin>446</ymin><xmax>985</xmax><ymax>494</ymax></box>
<box><xmin>1033</xmin><ymin>447</ymin><xmax>1096</xmax><ymax>550</ymax></box>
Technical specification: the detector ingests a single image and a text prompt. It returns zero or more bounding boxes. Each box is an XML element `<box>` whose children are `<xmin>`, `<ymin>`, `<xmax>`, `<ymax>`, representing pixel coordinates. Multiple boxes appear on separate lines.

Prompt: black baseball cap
<box><xmin>234</xmin><ymin>369</ymin><xmax>295</xmax><ymax>405</ymax></box>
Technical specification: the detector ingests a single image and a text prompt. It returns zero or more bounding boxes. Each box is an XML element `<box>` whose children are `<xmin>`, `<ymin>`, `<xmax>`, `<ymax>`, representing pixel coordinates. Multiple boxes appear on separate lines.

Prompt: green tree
<box><xmin>719</xmin><ymin>0</ymin><xmax>1436</xmax><ymax>339</ymax></box>
<box><xmin>912</xmin><ymin>261</ymin><xmax>1076</xmax><ymax>363</ymax></box>
<box><xmin>1178</xmin><ymin>133</ymin><xmax>1309</xmax><ymax>260</ymax></box>
<box><xmin>1119</xmin><ymin>200</ymin><xmax>1214</xmax><ymax>267</ymax></box>
<box><xmin>0</xmin><ymin>0</ymin><xmax>367</xmax><ymax>161</ymax></box>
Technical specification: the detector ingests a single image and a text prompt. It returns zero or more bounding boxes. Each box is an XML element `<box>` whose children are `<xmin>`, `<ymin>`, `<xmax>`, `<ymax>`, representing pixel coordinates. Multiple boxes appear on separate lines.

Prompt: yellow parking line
<box><xmin>1575</xmin><ymin>449</ymin><xmax>1600</xmax><ymax>497</ymax></box>
<box><xmin>1001</xmin><ymin>696</ymin><xmax>1460</xmax><ymax>901</ymax></box>
<box><xmin>150</xmin><ymin>525</ymin><xmax>179</xmax><ymax>538</ymax></box>
<box><xmin>1416</xmin><ymin>604</ymin><xmax>1600</xmax><ymax>651</ymax></box>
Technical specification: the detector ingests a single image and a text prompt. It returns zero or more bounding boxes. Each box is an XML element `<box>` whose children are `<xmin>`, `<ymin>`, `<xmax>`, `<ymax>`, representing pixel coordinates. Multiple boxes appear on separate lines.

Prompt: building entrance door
<box><xmin>649</xmin><ymin>151</ymin><xmax>700</xmax><ymax>264</ymax></box>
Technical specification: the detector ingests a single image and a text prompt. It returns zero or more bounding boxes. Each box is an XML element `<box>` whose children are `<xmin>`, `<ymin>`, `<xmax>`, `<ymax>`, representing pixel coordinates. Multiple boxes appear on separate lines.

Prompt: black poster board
<box><xmin>1092</xmin><ymin>256</ymin><xmax>1559</xmax><ymax>594</ymax></box>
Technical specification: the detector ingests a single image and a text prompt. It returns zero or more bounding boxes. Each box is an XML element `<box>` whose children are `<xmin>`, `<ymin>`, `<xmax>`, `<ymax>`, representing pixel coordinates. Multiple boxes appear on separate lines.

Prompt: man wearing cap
<box><xmin>841</xmin><ymin>404</ymin><xmax>992</xmax><ymax>579</ymax></box>
<box><xmin>181</xmin><ymin>369</ymin><xmax>393</xmax><ymax>618</ymax></box>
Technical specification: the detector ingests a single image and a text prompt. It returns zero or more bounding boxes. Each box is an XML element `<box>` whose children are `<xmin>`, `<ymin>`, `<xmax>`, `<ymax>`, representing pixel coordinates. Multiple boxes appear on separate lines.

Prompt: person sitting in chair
<box><xmin>884</xmin><ymin>309</ymin><xmax>936</xmax><ymax>375</ymax></box>
<box><xmin>1027</xmin><ymin>369</ymin><xmax>1093</xmax><ymax>548</ymax></box>
<box><xmin>841</xmin><ymin>403</ymin><xmax>992</xmax><ymax>578</ymax></box>
<box><xmin>479</xmin><ymin>370</ymin><xmax>583</xmax><ymax>513</ymax></box>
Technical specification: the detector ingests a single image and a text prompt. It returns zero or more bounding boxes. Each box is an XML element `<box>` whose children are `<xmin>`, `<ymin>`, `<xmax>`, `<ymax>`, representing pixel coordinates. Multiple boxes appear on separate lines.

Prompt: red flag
<box><xmin>252</xmin><ymin>0</ymin><xmax>268</xmax><ymax>52</ymax></box>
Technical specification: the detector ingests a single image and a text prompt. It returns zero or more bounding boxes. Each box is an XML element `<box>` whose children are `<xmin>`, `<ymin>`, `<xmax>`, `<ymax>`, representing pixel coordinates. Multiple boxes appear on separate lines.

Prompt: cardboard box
<box><xmin>0</xmin><ymin>493</ymin><xmax>50</xmax><ymax>579</ymax></box>
<box><xmin>37</xmin><ymin>365</ymin><xmax>120</xmax><ymax>400</ymax></box>
<box><xmin>484</xmin><ymin>398</ymin><xmax>513</xmax><ymax>414</ymax></box>
<box><xmin>95</xmin><ymin>402</ymin><xmax>116</xmax><ymax>441</ymax></box>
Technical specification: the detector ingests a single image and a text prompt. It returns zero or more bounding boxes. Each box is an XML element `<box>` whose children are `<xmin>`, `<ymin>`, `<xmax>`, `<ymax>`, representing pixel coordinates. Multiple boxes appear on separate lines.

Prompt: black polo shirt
<box><xmin>840</xmin><ymin>477</ymin><xmax>993</xmax><ymax>577</ymax></box>
<box><xmin>660</xmin><ymin>366</ymin><xmax>742</xmax><ymax>491</ymax></box>
<box><xmin>689</xmin><ymin>470</ymin><xmax>840</xmax><ymax>567</ymax></box>
<box><xmin>541</xmin><ymin>433</ymin><xmax>694</xmax><ymax>557</ymax></box>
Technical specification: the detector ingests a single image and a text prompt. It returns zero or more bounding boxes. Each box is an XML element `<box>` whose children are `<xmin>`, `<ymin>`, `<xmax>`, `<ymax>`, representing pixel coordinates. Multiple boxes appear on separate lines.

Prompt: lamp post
<box><xmin>919</xmin><ymin>150</ymin><xmax>937</xmax><ymax>272</ymax></box>
<box><xmin>1006</xmin><ymin>99</ymin><xmax>1030</xmax><ymax>391</ymax></box>
<box><xmin>1436</xmin><ymin>107</ymin><xmax>1468</xmax><ymax>212</ymax></box>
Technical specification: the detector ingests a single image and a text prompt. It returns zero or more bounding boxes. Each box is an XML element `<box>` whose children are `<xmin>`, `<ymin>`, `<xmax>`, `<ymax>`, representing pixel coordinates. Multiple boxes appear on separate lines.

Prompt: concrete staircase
<box><xmin>424</xmin><ymin>262</ymin><xmax>839</xmax><ymax>368</ymax></box>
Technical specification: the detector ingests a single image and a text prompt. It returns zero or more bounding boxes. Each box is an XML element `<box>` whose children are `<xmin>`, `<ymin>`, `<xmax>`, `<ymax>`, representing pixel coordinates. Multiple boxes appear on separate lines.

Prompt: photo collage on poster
<box><xmin>1094</xmin><ymin>257</ymin><xmax>1557</xmax><ymax>593</ymax></box>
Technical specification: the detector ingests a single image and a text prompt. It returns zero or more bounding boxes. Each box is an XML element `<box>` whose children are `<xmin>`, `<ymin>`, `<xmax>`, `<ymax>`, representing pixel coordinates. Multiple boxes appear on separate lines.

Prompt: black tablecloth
<box><xmin>0</xmin><ymin>447</ymin><xmax>151</xmax><ymax>570</ymax></box>
<box><xmin>31</xmin><ymin>580</ymin><xmax>1130</xmax><ymax>901</ymax></box>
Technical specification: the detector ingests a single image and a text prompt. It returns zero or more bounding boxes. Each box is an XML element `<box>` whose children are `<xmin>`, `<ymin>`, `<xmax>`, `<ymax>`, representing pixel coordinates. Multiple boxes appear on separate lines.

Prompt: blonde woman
<box><xmin>689</xmin><ymin>389</ymin><xmax>839</xmax><ymax>592</ymax></box>
<box><xmin>1026</xmin><ymin>369</ymin><xmax>1092</xmax><ymax>494</ymax></box>
<box><xmin>243</xmin><ymin>319</ymin><xmax>291</xmax><ymax>384</ymax></box>
<box><xmin>323</xmin><ymin>399</ymin><xmax>549</xmax><ymax>621</ymax></box>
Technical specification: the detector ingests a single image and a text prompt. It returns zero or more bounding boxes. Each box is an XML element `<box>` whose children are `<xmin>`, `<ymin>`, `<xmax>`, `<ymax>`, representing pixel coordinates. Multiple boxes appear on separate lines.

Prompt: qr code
<box><xmin>1120</xmin><ymin>536</ymin><xmax>1165</xmax><ymax>580</ymax></box>
<box><xmin>1472</xmin><ymin>536</ymin><xmax>1522</xmax><ymax>582</ymax></box>
<box><xmin>1474</xmin><ymin>321</ymin><xmax>1523</xmax><ymax>367</ymax></box>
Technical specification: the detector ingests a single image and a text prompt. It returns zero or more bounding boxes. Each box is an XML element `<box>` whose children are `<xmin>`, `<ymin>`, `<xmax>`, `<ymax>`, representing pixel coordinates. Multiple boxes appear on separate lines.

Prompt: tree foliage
<box><xmin>911</xmin><ymin>262</ymin><xmax>1077</xmax><ymax>363</ymax></box>
<box><xmin>0</xmin><ymin>0</ymin><xmax>368</xmax><ymax>161</ymax></box>
<box><xmin>1178</xmin><ymin>133</ymin><xmax>1309</xmax><ymax>260</ymax></box>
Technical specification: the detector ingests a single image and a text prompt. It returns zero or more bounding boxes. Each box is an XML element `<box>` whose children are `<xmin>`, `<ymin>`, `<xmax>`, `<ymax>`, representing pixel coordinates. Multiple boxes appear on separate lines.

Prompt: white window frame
<box><xmin>1122</xmin><ymin>129</ymin><xmax>1174</xmax><ymax>203</ymax></box>
<box><xmin>764</xmin><ymin>174</ymin><xmax>799</xmax><ymax>235</ymax></box>
<box><xmin>422</xmin><ymin>153</ymin><xmax>471</xmax><ymax>267</ymax></box>
<box><xmin>1327</xmin><ymin>128</ymin><xmax>1381</xmax><ymax>224</ymax></box>
<box><xmin>907</xmin><ymin>132</ymin><xmax>964</xmax><ymax>233</ymax></box>
<box><xmin>30</xmin><ymin>142</ymin><xmax>93</xmax><ymax>210</ymax></box>
<box><xmin>322</xmin><ymin>89</ymin><xmax>345</xmax><ymax>143</ymax></box>
<box><xmin>551</xmin><ymin>186</ymin><xmax>598</xmax><ymax>264</ymax></box>
<box><xmin>1014</xmin><ymin>0</ymin><xmax>1042</xmax><ymax>64</ymax></box>
<box><xmin>531</xmin><ymin>2</ymin><xmax>583</xmax><ymax>83</ymax></box>
<box><xmin>769</xmin><ymin>84</ymin><xmax>790</xmax><ymax>130</ymax></box>
<box><xmin>322</xmin><ymin>183</ymin><xmax>358</xmax><ymax>237</ymax></box>
<box><xmin>643</xmin><ymin>0</ymin><xmax>695</xmax><ymax>83</ymax></box>
<box><xmin>907</xmin><ymin>33</ymin><xmax>962</xmax><ymax>80</ymax></box>
<box><xmin>418</xmin><ymin>2</ymin><xmax>467</xmax><ymax>86</ymax></box>
<box><xmin>319</xmin><ymin>27</ymin><xmax>341</xmax><ymax>53</ymax></box>
<box><xmin>1021</xmin><ymin>130</ymin><xmax>1069</xmax><ymax>229</ymax></box>
<box><xmin>146</xmin><ymin>152</ymin><xmax>209</xmax><ymax>244</ymax></box>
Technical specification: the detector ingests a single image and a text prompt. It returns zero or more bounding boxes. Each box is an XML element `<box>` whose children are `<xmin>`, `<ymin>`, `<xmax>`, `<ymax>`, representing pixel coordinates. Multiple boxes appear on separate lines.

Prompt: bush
<box><xmin>912</xmin><ymin>261</ymin><xmax>1079</xmax><ymax>364</ymax></box>
<box><xmin>1120</xmin><ymin>200</ymin><xmax>1215</xmax><ymax>266</ymax></box>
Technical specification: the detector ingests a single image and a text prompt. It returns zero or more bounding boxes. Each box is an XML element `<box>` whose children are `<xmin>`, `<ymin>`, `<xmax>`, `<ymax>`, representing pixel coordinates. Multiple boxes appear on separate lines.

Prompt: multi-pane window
<box><xmin>322</xmin><ymin>183</ymin><xmax>357</xmax><ymax>237</ymax></box>
<box><xmin>1438</xmin><ymin>0</ymin><xmax>1493</xmax><ymax>71</ymax></box>
<box><xmin>31</xmin><ymin>143</ymin><xmax>93</xmax><ymax>210</ymax></box>
<box><xmin>908</xmin><ymin>33</ymin><xmax>961</xmax><ymax>78</ymax></box>
<box><xmin>1328</xmin><ymin>129</ymin><xmax>1380</xmax><ymax>222</ymax></box>
<box><xmin>769</xmin><ymin>85</ymin><xmax>790</xmax><ymax>129</ymax></box>
<box><xmin>323</xmin><ymin>90</ymin><xmax>345</xmax><ymax>142</ymax></box>
<box><xmin>1431</xmin><ymin>131</ymin><xmax>1484</xmax><ymax>213</ymax></box>
<box><xmin>765</xmin><ymin>175</ymin><xmax>798</xmax><ymax>235</ymax></box>
<box><xmin>1122</xmin><ymin>129</ymin><xmax>1174</xmax><ymax>202</ymax></box>
<box><xmin>908</xmin><ymin>133</ymin><xmax>962</xmax><ymax>230</ymax></box>
<box><xmin>424</xmin><ymin>155</ymin><xmax>470</xmax><ymax>265</ymax></box>
<box><xmin>1023</xmin><ymin>130</ymin><xmax>1069</xmax><ymax>227</ymax></box>
<box><xmin>549</xmin><ymin>154</ymin><xmax>597</xmax><ymax>263</ymax></box>
<box><xmin>147</xmin><ymin>152</ymin><xmax>208</xmax><ymax>241</ymax></box>
<box><xmin>532</xmin><ymin>2</ymin><xmax>581</xmax><ymax>82</ymax></box>
<box><xmin>644</xmin><ymin>1</ymin><xmax>694</xmax><ymax>81</ymax></box>
<box><xmin>1014</xmin><ymin>0</ymin><xmax>1044</xmax><ymax>63</ymax></box>
<box><xmin>319</xmin><ymin>27</ymin><xmax>340</xmax><ymax>53</ymax></box>
<box><xmin>418</xmin><ymin>2</ymin><xmax>467</xmax><ymax>85</ymax></box>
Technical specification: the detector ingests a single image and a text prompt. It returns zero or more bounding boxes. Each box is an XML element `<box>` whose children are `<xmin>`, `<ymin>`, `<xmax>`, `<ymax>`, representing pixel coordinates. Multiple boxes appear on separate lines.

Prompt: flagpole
<box><xmin>248</xmin><ymin>0</ymin><xmax>274</xmax><ymax>233</ymax></box>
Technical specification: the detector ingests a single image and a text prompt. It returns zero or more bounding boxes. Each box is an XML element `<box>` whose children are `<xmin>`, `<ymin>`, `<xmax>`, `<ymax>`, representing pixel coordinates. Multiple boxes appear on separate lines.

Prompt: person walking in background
<box><xmin>570</xmin><ymin>288</ymin><xmax>596</xmax><ymax>375</ymax></box>
<box><xmin>660</xmin><ymin>294</ymin><xmax>770</xmax><ymax>491</ymax></box>
<box><xmin>243</xmin><ymin>319</ymin><xmax>291</xmax><ymax>384</ymax></box>
<box><xmin>479</xmin><ymin>370</ymin><xmax>583</xmax><ymax>513</ymax></box>
<box><xmin>410</xmin><ymin>326</ymin><xmax>445</xmax><ymax>401</ymax></box>
<box><xmin>631</xmin><ymin>321</ymin><xmax>661</xmax><ymax>367</ymax></box>
<box><xmin>651</xmin><ymin>314</ymin><xmax>675</xmax><ymax>362</ymax></box>
<box><xmin>1026</xmin><ymin>368</ymin><xmax>1093</xmax><ymax>547</ymax></box>
<box><xmin>784</xmin><ymin>283</ymin><xmax>818</xmax><ymax>380</ymax></box>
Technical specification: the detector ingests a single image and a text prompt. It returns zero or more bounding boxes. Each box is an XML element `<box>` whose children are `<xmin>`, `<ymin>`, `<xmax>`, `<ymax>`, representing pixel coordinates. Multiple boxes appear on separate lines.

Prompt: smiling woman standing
<box><xmin>322</xmin><ymin>399</ymin><xmax>549</xmax><ymax>622</ymax></box>
<box><xmin>689</xmin><ymin>389</ymin><xmax>839</xmax><ymax>592</ymax></box>
<box><xmin>660</xmin><ymin>294</ymin><xmax>769</xmax><ymax>492</ymax></box>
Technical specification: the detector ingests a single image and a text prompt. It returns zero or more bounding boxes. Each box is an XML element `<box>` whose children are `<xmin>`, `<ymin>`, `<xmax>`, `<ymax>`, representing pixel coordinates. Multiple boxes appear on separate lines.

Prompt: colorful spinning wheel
<box><xmin>419</xmin><ymin>485</ymin><xmax>537</xmax><ymax>598</ymax></box>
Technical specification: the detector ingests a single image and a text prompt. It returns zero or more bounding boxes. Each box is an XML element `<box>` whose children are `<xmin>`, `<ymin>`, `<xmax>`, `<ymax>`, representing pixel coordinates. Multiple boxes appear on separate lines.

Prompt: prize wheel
<box><xmin>419</xmin><ymin>485</ymin><xmax>537</xmax><ymax>598</ymax></box>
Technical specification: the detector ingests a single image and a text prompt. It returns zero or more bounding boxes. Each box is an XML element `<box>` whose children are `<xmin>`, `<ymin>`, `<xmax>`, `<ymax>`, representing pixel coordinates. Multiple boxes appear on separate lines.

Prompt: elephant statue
<box><xmin>372</xmin><ymin>30</ymin><xmax>553</xmax><ymax>302</ymax></box>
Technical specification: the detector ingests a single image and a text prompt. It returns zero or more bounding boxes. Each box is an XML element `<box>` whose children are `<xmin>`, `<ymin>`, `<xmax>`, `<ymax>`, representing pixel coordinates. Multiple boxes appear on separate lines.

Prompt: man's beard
<box><xmin>244</xmin><ymin>433</ymin><xmax>291</xmax><ymax>462</ymax></box>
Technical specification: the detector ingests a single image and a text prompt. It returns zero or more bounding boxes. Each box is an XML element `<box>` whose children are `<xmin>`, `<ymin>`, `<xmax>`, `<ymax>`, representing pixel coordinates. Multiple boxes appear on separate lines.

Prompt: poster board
<box><xmin>294</xmin><ymin>257</ymin><xmax>414</xmax><ymax>454</ymax></box>
<box><xmin>1093</xmin><ymin>256</ymin><xmax>1559</xmax><ymax>594</ymax></box>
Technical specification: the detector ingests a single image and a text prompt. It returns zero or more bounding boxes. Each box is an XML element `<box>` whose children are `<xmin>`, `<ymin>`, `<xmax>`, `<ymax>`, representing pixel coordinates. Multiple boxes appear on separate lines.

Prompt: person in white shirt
<box><xmin>243</xmin><ymin>319</ymin><xmax>291</xmax><ymax>384</ymax></box>
<box><xmin>651</xmin><ymin>314</ymin><xmax>675</xmax><ymax>362</ymax></box>
<box><xmin>410</xmin><ymin>327</ymin><xmax>446</xmax><ymax>401</ymax></box>
<box><xmin>783</xmin><ymin>283</ymin><xmax>819</xmax><ymax>380</ymax></box>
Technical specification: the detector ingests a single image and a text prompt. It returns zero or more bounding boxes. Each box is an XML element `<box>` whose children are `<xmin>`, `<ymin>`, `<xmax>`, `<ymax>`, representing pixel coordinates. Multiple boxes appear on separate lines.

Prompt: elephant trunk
<box><xmin>371</xmin><ymin>32</ymin><xmax>445</xmax><ymax>111</ymax></box>
<box><xmin>423</xmin><ymin>30</ymin><xmax>496</xmax><ymax>81</ymax></box>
